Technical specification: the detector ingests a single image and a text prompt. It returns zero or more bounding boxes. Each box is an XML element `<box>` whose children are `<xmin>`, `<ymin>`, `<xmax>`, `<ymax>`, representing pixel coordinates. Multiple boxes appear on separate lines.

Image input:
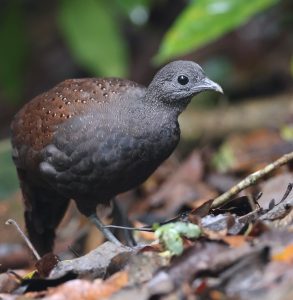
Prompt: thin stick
<box><xmin>68</xmin><ymin>245</ymin><xmax>81</xmax><ymax>258</ymax></box>
<box><xmin>211</xmin><ymin>151</ymin><xmax>293</xmax><ymax>209</ymax></box>
<box><xmin>7</xmin><ymin>270</ymin><xmax>23</xmax><ymax>281</ymax></box>
<box><xmin>5</xmin><ymin>219</ymin><xmax>41</xmax><ymax>260</ymax></box>
<box><xmin>104</xmin><ymin>224</ymin><xmax>154</xmax><ymax>232</ymax></box>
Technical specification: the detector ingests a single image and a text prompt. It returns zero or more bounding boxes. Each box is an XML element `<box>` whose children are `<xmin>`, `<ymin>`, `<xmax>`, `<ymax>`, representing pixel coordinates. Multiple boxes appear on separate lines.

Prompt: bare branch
<box><xmin>211</xmin><ymin>152</ymin><xmax>293</xmax><ymax>208</ymax></box>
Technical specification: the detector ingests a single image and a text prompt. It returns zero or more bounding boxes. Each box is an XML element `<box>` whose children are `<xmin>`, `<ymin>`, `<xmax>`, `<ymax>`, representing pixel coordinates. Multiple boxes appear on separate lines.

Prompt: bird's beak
<box><xmin>192</xmin><ymin>77</ymin><xmax>223</xmax><ymax>94</ymax></box>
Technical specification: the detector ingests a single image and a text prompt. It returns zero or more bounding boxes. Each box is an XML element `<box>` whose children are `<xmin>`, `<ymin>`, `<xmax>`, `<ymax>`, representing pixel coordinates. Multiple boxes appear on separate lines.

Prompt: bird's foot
<box><xmin>89</xmin><ymin>214</ymin><xmax>122</xmax><ymax>246</ymax></box>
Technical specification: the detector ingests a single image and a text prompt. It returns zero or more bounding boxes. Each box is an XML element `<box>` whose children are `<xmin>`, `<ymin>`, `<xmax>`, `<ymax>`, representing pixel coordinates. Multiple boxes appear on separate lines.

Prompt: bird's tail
<box><xmin>17</xmin><ymin>169</ymin><xmax>69</xmax><ymax>256</ymax></box>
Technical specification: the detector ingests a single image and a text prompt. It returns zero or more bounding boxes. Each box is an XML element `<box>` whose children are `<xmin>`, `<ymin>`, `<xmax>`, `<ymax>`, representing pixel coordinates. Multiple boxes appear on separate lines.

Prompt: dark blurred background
<box><xmin>0</xmin><ymin>0</ymin><xmax>292</xmax><ymax>135</ymax></box>
<box><xmin>0</xmin><ymin>0</ymin><xmax>292</xmax><ymax>252</ymax></box>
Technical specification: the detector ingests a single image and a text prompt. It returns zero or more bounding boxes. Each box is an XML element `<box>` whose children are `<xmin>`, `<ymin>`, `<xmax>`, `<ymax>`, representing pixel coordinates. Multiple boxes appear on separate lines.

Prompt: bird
<box><xmin>11</xmin><ymin>60</ymin><xmax>223</xmax><ymax>255</ymax></box>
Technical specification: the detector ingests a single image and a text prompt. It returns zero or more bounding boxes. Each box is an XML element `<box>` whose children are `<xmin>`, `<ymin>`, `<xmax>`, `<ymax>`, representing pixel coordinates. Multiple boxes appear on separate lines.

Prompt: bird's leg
<box><xmin>89</xmin><ymin>213</ymin><xmax>122</xmax><ymax>246</ymax></box>
<box><xmin>112</xmin><ymin>198</ymin><xmax>137</xmax><ymax>246</ymax></box>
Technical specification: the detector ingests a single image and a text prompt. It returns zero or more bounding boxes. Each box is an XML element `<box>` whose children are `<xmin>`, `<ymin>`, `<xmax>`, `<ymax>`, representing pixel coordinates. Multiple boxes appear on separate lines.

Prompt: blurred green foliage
<box><xmin>114</xmin><ymin>0</ymin><xmax>150</xmax><ymax>15</ymax></box>
<box><xmin>212</xmin><ymin>143</ymin><xmax>236</xmax><ymax>173</ymax></box>
<box><xmin>0</xmin><ymin>0</ymin><xmax>286</xmax><ymax>198</ymax></box>
<box><xmin>0</xmin><ymin>0</ymin><xmax>28</xmax><ymax>103</ymax></box>
<box><xmin>155</xmin><ymin>0</ymin><xmax>279</xmax><ymax>63</ymax></box>
<box><xmin>58</xmin><ymin>0</ymin><xmax>128</xmax><ymax>77</ymax></box>
<box><xmin>281</xmin><ymin>125</ymin><xmax>293</xmax><ymax>142</ymax></box>
<box><xmin>0</xmin><ymin>0</ymin><xmax>281</xmax><ymax>104</ymax></box>
<box><xmin>0</xmin><ymin>140</ymin><xmax>18</xmax><ymax>199</ymax></box>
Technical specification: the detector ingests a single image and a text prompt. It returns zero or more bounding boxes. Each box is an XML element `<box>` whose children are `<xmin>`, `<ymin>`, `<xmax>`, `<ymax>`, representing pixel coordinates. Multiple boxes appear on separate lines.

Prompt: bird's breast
<box><xmin>40</xmin><ymin>111</ymin><xmax>180</xmax><ymax>198</ymax></box>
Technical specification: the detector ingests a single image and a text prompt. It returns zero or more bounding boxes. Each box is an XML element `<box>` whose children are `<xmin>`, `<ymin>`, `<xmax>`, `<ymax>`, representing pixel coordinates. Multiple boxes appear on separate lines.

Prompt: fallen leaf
<box><xmin>221</xmin><ymin>235</ymin><xmax>250</xmax><ymax>248</ymax></box>
<box><xmin>35</xmin><ymin>253</ymin><xmax>60</xmax><ymax>278</ymax></box>
<box><xmin>272</xmin><ymin>244</ymin><xmax>293</xmax><ymax>263</ymax></box>
<box><xmin>21</xmin><ymin>272</ymin><xmax>77</xmax><ymax>293</ymax></box>
<box><xmin>0</xmin><ymin>273</ymin><xmax>21</xmax><ymax>294</ymax></box>
<box><xmin>50</xmin><ymin>241</ymin><xmax>132</xmax><ymax>279</ymax></box>
<box><xmin>189</xmin><ymin>199</ymin><xmax>214</xmax><ymax>218</ymax></box>
<box><xmin>259</xmin><ymin>173</ymin><xmax>293</xmax><ymax>209</ymax></box>
<box><xmin>44</xmin><ymin>271</ymin><xmax>128</xmax><ymax>300</ymax></box>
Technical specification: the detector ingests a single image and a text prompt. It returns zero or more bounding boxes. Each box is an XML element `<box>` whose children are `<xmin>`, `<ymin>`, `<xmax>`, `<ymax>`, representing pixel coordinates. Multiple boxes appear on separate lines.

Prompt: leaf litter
<box><xmin>0</xmin><ymin>128</ymin><xmax>293</xmax><ymax>299</ymax></box>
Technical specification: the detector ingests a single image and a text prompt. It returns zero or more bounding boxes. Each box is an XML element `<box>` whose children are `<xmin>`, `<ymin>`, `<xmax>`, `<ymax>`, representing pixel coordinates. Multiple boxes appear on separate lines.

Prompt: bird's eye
<box><xmin>177</xmin><ymin>75</ymin><xmax>189</xmax><ymax>85</ymax></box>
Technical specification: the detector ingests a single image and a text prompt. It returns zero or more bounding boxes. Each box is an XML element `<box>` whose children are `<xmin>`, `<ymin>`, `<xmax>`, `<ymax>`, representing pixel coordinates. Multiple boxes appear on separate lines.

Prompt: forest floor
<box><xmin>0</xmin><ymin>125</ymin><xmax>293</xmax><ymax>300</ymax></box>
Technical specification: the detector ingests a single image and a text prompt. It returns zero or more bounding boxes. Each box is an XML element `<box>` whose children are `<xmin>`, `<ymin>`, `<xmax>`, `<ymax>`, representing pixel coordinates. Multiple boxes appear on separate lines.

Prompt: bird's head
<box><xmin>147</xmin><ymin>60</ymin><xmax>223</xmax><ymax>113</ymax></box>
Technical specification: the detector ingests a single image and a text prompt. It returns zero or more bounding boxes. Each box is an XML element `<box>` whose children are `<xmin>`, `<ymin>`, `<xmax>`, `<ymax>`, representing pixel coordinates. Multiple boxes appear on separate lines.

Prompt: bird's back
<box><xmin>11</xmin><ymin>77</ymin><xmax>146</xmax><ymax>173</ymax></box>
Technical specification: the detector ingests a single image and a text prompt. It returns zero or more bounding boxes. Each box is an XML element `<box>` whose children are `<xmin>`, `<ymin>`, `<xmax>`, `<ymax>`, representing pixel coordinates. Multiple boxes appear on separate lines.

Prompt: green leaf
<box><xmin>155</xmin><ymin>222</ymin><xmax>201</xmax><ymax>256</ymax></box>
<box><xmin>0</xmin><ymin>0</ymin><xmax>28</xmax><ymax>103</ymax></box>
<box><xmin>155</xmin><ymin>0</ymin><xmax>279</xmax><ymax>63</ymax></box>
<box><xmin>0</xmin><ymin>140</ymin><xmax>19</xmax><ymax>200</ymax></box>
<box><xmin>58</xmin><ymin>0</ymin><xmax>128</xmax><ymax>77</ymax></box>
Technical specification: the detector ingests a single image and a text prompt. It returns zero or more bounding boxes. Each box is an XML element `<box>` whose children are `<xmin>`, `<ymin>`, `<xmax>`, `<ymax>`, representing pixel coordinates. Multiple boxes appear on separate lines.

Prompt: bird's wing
<box><xmin>11</xmin><ymin>78</ymin><xmax>146</xmax><ymax>173</ymax></box>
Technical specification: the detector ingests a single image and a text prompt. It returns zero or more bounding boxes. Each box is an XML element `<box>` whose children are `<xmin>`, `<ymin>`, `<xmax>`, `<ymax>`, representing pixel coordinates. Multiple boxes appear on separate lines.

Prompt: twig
<box><xmin>211</xmin><ymin>152</ymin><xmax>293</xmax><ymax>209</ymax></box>
<box><xmin>68</xmin><ymin>245</ymin><xmax>81</xmax><ymax>258</ymax></box>
<box><xmin>238</xmin><ymin>208</ymin><xmax>262</xmax><ymax>224</ymax></box>
<box><xmin>5</xmin><ymin>219</ymin><xmax>41</xmax><ymax>260</ymax></box>
<box><xmin>7</xmin><ymin>270</ymin><xmax>23</xmax><ymax>282</ymax></box>
<box><xmin>104</xmin><ymin>224</ymin><xmax>153</xmax><ymax>232</ymax></box>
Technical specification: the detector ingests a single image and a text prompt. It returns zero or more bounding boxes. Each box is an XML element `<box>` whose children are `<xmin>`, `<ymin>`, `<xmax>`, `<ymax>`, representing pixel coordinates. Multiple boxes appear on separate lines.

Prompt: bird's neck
<box><xmin>144</xmin><ymin>86</ymin><xmax>191</xmax><ymax>119</ymax></box>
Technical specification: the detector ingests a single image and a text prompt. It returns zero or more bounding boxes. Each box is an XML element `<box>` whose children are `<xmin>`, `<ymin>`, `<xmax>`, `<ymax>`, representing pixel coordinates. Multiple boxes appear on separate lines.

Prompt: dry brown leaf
<box><xmin>203</xmin><ymin>228</ymin><xmax>249</xmax><ymax>248</ymax></box>
<box><xmin>44</xmin><ymin>271</ymin><xmax>128</xmax><ymax>300</ymax></box>
<box><xmin>259</xmin><ymin>173</ymin><xmax>293</xmax><ymax>209</ymax></box>
<box><xmin>221</xmin><ymin>235</ymin><xmax>250</xmax><ymax>248</ymax></box>
<box><xmin>272</xmin><ymin>244</ymin><xmax>293</xmax><ymax>263</ymax></box>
